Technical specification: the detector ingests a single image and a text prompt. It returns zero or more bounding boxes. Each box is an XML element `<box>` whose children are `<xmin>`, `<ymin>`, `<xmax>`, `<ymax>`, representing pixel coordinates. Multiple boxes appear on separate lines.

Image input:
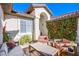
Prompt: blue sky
<box><xmin>13</xmin><ymin>3</ymin><xmax>79</xmax><ymax>16</ymax></box>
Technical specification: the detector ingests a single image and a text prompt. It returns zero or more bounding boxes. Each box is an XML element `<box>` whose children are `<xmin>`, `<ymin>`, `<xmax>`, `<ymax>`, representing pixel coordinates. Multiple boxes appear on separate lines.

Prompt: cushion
<box><xmin>38</xmin><ymin>36</ymin><xmax>49</xmax><ymax>43</ymax></box>
<box><xmin>7</xmin><ymin>40</ymin><xmax>16</xmax><ymax>49</ymax></box>
<box><xmin>62</xmin><ymin>39</ymin><xmax>70</xmax><ymax>43</ymax></box>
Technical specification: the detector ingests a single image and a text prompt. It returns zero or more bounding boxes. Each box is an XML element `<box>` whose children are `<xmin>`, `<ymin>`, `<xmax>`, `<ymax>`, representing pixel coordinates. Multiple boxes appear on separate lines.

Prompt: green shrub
<box><xmin>19</xmin><ymin>35</ymin><xmax>32</xmax><ymax>45</ymax></box>
<box><xmin>46</xmin><ymin>17</ymin><xmax>77</xmax><ymax>41</ymax></box>
<box><xmin>3</xmin><ymin>31</ymin><xmax>10</xmax><ymax>42</ymax></box>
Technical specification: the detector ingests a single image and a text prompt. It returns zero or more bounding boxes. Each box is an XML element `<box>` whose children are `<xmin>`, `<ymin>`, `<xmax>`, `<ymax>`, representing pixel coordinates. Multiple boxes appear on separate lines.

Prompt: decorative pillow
<box><xmin>53</xmin><ymin>43</ymin><xmax>61</xmax><ymax>49</ymax></box>
<box><xmin>62</xmin><ymin>39</ymin><xmax>70</xmax><ymax>43</ymax></box>
<box><xmin>38</xmin><ymin>36</ymin><xmax>49</xmax><ymax>43</ymax></box>
<box><xmin>63</xmin><ymin>42</ymin><xmax>71</xmax><ymax>47</ymax></box>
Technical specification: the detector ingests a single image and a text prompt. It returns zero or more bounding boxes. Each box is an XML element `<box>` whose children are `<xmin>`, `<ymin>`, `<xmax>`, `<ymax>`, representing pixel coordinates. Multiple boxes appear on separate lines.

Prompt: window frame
<box><xmin>20</xmin><ymin>19</ymin><xmax>33</xmax><ymax>34</ymax></box>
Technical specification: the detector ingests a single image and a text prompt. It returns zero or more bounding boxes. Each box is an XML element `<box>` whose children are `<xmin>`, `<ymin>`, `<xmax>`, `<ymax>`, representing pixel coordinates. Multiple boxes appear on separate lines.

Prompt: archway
<box><xmin>39</xmin><ymin>12</ymin><xmax>48</xmax><ymax>36</ymax></box>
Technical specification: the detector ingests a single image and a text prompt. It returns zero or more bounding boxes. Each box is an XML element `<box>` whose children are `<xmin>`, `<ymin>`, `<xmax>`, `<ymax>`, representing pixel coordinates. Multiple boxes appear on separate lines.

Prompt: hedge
<box><xmin>46</xmin><ymin>17</ymin><xmax>77</xmax><ymax>41</ymax></box>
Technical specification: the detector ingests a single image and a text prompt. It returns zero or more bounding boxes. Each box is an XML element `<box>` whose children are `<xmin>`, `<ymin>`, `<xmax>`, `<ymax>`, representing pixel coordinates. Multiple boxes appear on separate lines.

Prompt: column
<box><xmin>34</xmin><ymin>16</ymin><xmax>40</xmax><ymax>40</ymax></box>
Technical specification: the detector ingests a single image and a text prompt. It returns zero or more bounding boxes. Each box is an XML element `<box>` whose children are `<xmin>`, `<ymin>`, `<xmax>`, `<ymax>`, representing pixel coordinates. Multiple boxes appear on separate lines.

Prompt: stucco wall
<box><xmin>0</xmin><ymin>5</ymin><xmax>3</xmax><ymax>44</ymax></box>
<box><xmin>4</xmin><ymin>14</ymin><xmax>19</xmax><ymax>31</ymax></box>
<box><xmin>35</xmin><ymin>8</ymin><xmax>51</xmax><ymax>20</ymax></box>
<box><xmin>14</xmin><ymin>17</ymin><xmax>33</xmax><ymax>42</ymax></box>
<box><xmin>4</xmin><ymin>14</ymin><xmax>34</xmax><ymax>42</ymax></box>
<box><xmin>4</xmin><ymin>7</ymin><xmax>51</xmax><ymax>41</ymax></box>
<box><xmin>33</xmin><ymin>8</ymin><xmax>51</xmax><ymax>40</ymax></box>
<box><xmin>76</xmin><ymin>18</ymin><xmax>79</xmax><ymax>44</ymax></box>
<box><xmin>75</xmin><ymin>18</ymin><xmax>79</xmax><ymax>55</ymax></box>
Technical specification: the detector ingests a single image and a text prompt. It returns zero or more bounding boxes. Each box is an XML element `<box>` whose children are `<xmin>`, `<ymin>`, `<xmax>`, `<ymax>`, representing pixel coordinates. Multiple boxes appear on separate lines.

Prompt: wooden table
<box><xmin>29</xmin><ymin>42</ymin><xmax>59</xmax><ymax>56</ymax></box>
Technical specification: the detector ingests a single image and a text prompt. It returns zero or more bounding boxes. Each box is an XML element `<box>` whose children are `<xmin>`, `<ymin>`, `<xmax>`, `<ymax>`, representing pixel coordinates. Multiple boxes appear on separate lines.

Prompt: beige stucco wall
<box><xmin>4</xmin><ymin>7</ymin><xmax>51</xmax><ymax>42</ymax></box>
<box><xmin>33</xmin><ymin>8</ymin><xmax>51</xmax><ymax>40</ymax></box>
<box><xmin>13</xmin><ymin>17</ymin><xmax>33</xmax><ymax>42</ymax></box>
<box><xmin>0</xmin><ymin>5</ymin><xmax>3</xmax><ymax>44</ymax></box>
<box><xmin>35</xmin><ymin>8</ymin><xmax>51</xmax><ymax>20</ymax></box>
<box><xmin>76</xmin><ymin>18</ymin><xmax>79</xmax><ymax>54</ymax></box>
<box><xmin>4</xmin><ymin>14</ymin><xmax>19</xmax><ymax>31</ymax></box>
<box><xmin>76</xmin><ymin>18</ymin><xmax>79</xmax><ymax>43</ymax></box>
<box><xmin>4</xmin><ymin>14</ymin><xmax>33</xmax><ymax>42</ymax></box>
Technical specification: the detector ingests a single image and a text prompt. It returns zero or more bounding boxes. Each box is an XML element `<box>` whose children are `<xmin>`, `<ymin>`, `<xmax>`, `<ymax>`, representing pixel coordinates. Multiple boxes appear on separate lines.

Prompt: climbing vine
<box><xmin>46</xmin><ymin>17</ymin><xmax>77</xmax><ymax>41</ymax></box>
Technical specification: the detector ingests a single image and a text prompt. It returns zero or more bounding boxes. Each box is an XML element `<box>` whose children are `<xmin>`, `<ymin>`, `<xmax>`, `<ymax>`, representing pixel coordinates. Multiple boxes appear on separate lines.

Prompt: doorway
<box><xmin>39</xmin><ymin>12</ymin><xmax>48</xmax><ymax>36</ymax></box>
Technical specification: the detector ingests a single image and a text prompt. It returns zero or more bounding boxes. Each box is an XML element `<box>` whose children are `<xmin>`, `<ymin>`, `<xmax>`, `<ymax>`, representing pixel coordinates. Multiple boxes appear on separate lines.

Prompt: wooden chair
<box><xmin>59</xmin><ymin>48</ymin><xmax>68</xmax><ymax>56</ymax></box>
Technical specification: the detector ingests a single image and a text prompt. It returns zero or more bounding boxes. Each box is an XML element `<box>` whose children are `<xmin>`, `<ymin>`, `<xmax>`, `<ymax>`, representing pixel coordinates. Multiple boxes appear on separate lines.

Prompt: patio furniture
<box><xmin>77</xmin><ymin>45</ymin><xmax>79</xmax><ymax>56</ymax></box>
<box><xmin>59</xmin><ymin>47</ymin><xmax>68</xmax><ymax>56</ymax></box>
<box><xmin>67</xmin><ymin>47</ymin><xmax>75</xmax><ymax>56</ymax></box>
<box><xmin>38</xmin><ymin>36</ymin><xmax>49</xmax><ymax>44</ymax></box>
<box><xmin>54</xmin><ymin>39</ymin><xmax>62</xmax><ymax>42</ymax></box>
<box><xmin>7</xmin><ymin>46</ymin><xmax>25</xmax><ymax>56</ymax></box>
<box><xmin>52</xmin><ymin>39</ymin><xmax>77</xmax><ymax>56</ymax></box>
<box><xmin>0</xmin><ymin>43</ymin><xmax>8</xmax><ymax>56</ymax></box>
<box><xmin>29</xmin><ymin>42</ymin><xmax>59</xmax><ymax>56</ymax></box>
<box><xmin>62</xmin><ymin>38</ymin><xmax>71</xmax><ymax>43</ymax></box>
<box><xmin>59</xmin><ymin>46</ymin><xmax>77</xmax><ymax>56</ymax></box>
<box><xmin>6</xmin><ymin>40</ymin><xmax>16</xmax><ymax>49</ymax></box>
<box><xmin>21</xmin><ymin>43</ymin><xmax>30</xmax><ymax>56</ymax></box>
<box><xmin>0</xmin><ymin>42</ymin><xmax>26</xmax><ymax>56</ymax></box>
